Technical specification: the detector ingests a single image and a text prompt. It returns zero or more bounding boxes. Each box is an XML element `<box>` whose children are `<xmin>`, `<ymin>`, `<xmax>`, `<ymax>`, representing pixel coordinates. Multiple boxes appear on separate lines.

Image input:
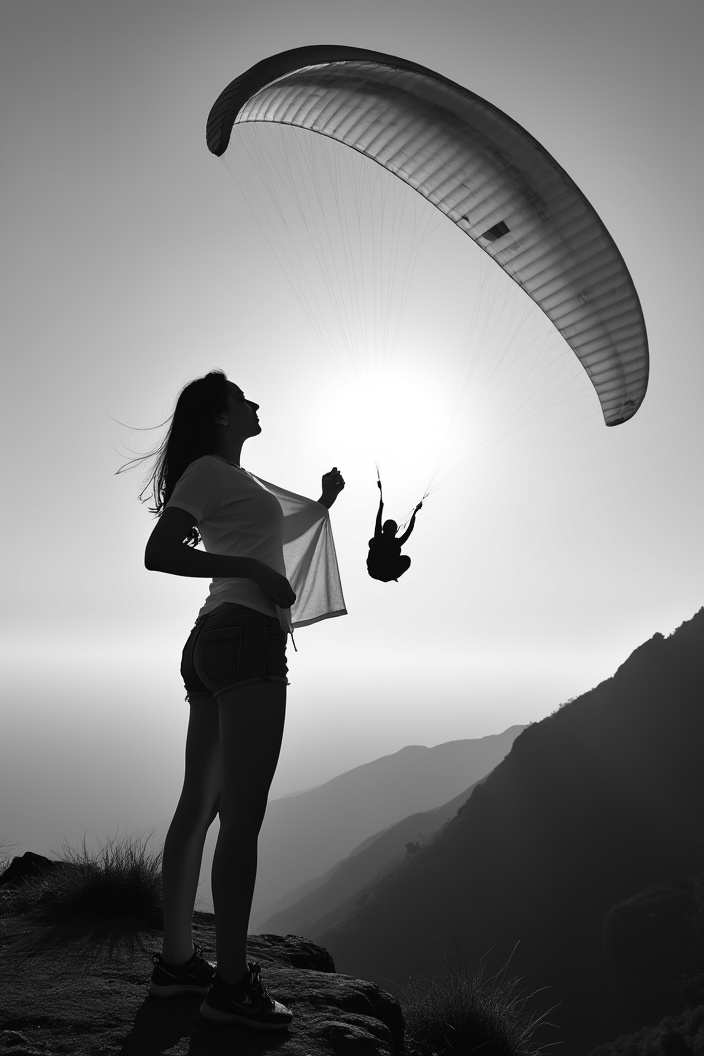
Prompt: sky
<box><xmin>2</xmin><ymin>0</ymin><xmax>703</xmax><ymax>882</ymax></box>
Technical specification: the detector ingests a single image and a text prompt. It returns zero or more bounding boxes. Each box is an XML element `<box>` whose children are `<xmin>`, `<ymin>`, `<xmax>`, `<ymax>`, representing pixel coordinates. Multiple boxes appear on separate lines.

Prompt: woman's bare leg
<box><xmin>213</xmin><ymin>680</ymin><xmax>287</xmax><ymax>985</ymax></box>
<box><xmin>161</xmin><ymin>695</ymin><xmax>220</xmax><ymax>965</ymax></box>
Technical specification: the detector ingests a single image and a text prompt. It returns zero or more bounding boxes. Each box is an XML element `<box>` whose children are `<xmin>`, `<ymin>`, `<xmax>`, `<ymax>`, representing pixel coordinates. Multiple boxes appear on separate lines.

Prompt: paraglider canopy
<box><xmin>207</xmin><ymin>45</ymin><xmax>648</xmax><ymax>427</ymax></box>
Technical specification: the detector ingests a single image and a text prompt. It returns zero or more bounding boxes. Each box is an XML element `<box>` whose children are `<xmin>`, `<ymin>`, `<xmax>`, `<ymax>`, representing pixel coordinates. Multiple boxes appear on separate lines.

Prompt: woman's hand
<box><xmin>320</xmin><ymin>467</ymin><xmax>345</xmax><ymax>508</ymax></box>
<box><xmin>251</xmin><ymin>562</ymin><xmax>296</xmax><ymax>608</ymax></box>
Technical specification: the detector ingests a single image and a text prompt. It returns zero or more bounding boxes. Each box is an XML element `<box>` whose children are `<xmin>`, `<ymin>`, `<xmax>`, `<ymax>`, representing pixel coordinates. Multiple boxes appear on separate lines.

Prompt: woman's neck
<box><xmin>212</xmin><ymin>439</ymin><xmax>245</xmax><ymax>467</ymax></box>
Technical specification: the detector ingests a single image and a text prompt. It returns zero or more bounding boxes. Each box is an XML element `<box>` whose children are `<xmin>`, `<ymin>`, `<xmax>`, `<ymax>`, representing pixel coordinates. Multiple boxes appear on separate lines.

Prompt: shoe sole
<box><xmin>199</xmin><ymin>1002</ymin><xmax>292</xmax><ymax>1029</ymax></box>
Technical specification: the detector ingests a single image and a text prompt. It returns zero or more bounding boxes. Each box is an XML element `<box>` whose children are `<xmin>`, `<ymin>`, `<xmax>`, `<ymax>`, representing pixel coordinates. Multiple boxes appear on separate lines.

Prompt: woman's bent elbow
<box><xmin>144</xmin><ymin>547</ymin><xmax>192</xmax><ymax>575</ymax></box>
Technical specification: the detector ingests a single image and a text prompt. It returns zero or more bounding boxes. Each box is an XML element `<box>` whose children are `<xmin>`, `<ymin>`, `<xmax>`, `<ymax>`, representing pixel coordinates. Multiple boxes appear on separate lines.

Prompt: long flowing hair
<box><xmin>115</xmin><ymin>370</ymin><xmax>230</xmax><ymax>547</ymax></box>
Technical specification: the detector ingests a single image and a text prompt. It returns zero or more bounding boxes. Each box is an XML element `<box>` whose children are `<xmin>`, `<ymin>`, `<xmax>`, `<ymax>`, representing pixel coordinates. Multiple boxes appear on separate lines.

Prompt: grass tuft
<box><xmin>0</xmin><ymin>830</ymin><xmax>163</xmax><ymax>927</ymax></box>
<box><xmin>399</xmin><ymin>941</ymin><xmax>560</xmax><ymax>1056</ymax></box>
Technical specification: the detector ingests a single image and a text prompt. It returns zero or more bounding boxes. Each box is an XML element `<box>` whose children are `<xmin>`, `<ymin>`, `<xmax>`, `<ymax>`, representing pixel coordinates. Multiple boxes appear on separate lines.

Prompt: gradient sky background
<box><xmin>2</xmin><ymin>0</ymin><xmax>703</xmax><ymax>883</ymax></box>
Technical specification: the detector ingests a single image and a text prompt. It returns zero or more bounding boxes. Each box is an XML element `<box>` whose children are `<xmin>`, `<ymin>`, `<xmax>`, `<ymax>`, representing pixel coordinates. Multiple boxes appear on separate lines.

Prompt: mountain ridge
<box><xmin>252</xmin><ymin>724</ymin><xmax>526</xmax><ymax>925</ymax></box>
<box><xmin>259</xmin><ymin>777</ymin><xmax>485</xmax><ymax>936</ymax></box>
<box><xmin>316</xmin><ymin>608</ymin><xmax>704</xmax><ymax>1053</ymax></box>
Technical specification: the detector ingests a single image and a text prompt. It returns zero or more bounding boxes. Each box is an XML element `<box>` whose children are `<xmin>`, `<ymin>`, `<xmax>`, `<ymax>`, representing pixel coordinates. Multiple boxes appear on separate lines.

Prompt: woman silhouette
<box><xmin>134</xmin><ymin>371</ymin><xmax>345</xmax><ymax>1028</ymax></box>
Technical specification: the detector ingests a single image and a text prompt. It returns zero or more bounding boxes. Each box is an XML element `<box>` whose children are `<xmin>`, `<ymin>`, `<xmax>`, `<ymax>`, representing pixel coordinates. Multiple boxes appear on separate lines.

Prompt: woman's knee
<box><xmin>178</xmin><ymin>760</ymin><xmax>220</xmax><ymax>822</ymax></box>
<box><xmin>173</xmin><ymin>789</ymin><xmax>220</xmax><ymax>831</ymax></box>
<box><xmin>217</xmin><ymin>798</ymin><xmax>269</xmax><ymax>841</ymax></box>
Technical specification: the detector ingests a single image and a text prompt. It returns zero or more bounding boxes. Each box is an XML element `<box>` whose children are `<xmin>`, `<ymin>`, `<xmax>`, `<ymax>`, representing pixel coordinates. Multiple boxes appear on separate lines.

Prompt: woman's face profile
<box><xmin>226</xmin><ymin>383</ymin><xmax>261</xmax><ymax>437</ymax></box>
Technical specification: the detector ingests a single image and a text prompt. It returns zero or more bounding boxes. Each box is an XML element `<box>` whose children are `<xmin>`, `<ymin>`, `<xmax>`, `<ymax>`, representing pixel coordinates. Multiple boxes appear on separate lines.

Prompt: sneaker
<box><xmin>149</xmin><ymin>942</ymin><xmax>216</xmax><ymax>996</ymax></box>
<box><xmin>200</xmin><ymin>961</ymin><xmax>293</xmax><ymax>1029</ymax></box>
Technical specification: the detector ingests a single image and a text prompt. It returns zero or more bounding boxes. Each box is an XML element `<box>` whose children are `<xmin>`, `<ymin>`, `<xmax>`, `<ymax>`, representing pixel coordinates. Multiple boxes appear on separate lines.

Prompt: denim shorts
<box><xmin>180</xmin><ymin>603</ymin><xmax>289</xmax><ymax>702</ymax></box>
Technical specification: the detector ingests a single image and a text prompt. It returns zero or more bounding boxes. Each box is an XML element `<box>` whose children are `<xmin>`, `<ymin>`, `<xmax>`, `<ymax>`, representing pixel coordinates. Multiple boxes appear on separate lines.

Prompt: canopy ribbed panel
<box><xmin>208</xmin><ymin>47</ymin><xmax>648</xmax><ymax>425</ymax></box>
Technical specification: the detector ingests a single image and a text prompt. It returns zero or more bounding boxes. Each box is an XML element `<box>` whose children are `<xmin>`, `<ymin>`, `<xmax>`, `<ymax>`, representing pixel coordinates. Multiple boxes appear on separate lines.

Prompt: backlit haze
<box><xmin>2</xmin><ymin>0</ymin><xmax>703</xmax><ymax>898</ymax></box>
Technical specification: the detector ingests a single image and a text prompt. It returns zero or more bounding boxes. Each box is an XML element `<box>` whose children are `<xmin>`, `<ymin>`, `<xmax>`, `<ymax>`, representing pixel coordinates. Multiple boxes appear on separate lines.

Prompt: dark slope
<box><xmin>253</xmin><ymin>726</ymin><xmax>525</xmax><ymax>925</ymax></box>
<box><xmin>317</xmin><ymin>609</ymin><xmax>704</xmax><ymax>1054</ymax></box>
<box><xmin>260</xmin><ymin>780</ymin><xmax>484</xmax><ymax>937</ymax></box>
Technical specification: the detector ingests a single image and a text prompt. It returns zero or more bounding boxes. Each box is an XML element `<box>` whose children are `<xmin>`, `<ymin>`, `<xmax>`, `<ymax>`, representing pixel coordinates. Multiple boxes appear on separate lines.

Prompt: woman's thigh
<box><xmin>217</xmin><ymin>681</ymin><xmax>287</xmax><ymax>828</ymax></box>
<box><xmin>178</xmin><ymin>696</ymin><xmax>221</xmax><ymax>822</ymax></box>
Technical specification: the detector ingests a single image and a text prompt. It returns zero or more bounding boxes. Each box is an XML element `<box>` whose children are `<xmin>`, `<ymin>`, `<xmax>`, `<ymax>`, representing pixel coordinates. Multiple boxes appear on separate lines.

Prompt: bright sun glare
<box><xmin>315</xmin><ymin>354</ymin><xmax>477</xmax><ymax>504</ymax></box>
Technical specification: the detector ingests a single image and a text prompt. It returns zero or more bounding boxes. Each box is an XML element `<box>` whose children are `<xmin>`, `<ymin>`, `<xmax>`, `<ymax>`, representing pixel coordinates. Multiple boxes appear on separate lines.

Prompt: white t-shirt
<box><xmin>164</xmin><ymin>455</ymin><xmax>347</xmax><ymax>635</ymax></box>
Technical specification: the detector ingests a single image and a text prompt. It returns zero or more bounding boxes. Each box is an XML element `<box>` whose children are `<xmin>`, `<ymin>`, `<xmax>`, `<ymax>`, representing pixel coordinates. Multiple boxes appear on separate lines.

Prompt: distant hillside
<box><xmin>252</xmin><ymin>726</ymin><xmax>525</xmax><ymax>926</ymax></box>
<box><xmin>259</xmin><ymin>779</ymin><xmax>484</xmax><ymax>937</ymax></box>
<box><xmin>317</xmin><ymin>609</ymin><xmax>704</xmax><ymax>1055</ymax></box>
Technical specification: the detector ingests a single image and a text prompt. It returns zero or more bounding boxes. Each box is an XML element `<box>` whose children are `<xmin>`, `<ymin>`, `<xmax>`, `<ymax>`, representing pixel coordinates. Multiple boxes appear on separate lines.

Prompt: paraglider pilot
<box><xmin>367</xmin><ymin>479</ymin><xmax>422</xmax><ymax>582</ymax></box>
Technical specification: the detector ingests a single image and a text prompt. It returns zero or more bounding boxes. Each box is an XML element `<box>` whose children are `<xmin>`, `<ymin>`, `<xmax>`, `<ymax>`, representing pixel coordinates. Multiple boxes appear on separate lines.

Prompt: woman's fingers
<box><xmin>254</xmin><ymin>563</ymin><xmax>296</xmax><ymax>607</ymax></box>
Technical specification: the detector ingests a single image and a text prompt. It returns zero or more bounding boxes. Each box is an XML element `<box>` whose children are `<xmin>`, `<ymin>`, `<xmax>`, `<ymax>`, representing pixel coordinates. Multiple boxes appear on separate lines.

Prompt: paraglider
<box><xmin>367</xmin><ymin>477</ymin><xmax>423</xmax><ymax>583</ymax></box>
<box><xmin>207</xmin><ymin>44</ymin><xmax>649</xmax><ymax>429</ymax></box>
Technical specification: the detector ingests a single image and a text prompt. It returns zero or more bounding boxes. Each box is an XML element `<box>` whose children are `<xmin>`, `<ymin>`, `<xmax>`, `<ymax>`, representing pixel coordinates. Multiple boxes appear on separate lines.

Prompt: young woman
<box><xmin>129</xmin><ymin>370</ymin><xmax>346</xmax><ymax>1028</ymax></box>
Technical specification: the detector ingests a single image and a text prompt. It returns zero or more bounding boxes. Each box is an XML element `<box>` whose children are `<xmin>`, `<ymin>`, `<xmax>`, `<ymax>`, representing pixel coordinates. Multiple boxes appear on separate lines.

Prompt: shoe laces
<box><xmin>246</xmin><ymin>961</ymin><xmax>272</xmax><ymax>1003</ymax></box>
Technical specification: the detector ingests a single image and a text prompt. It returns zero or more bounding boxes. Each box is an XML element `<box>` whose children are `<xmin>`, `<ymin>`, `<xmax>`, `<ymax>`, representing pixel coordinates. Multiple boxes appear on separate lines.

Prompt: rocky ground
<box><xmin>0</xmin><ymin>908</ymin><xmax>404</xmax><ymax>1055</ymax></box>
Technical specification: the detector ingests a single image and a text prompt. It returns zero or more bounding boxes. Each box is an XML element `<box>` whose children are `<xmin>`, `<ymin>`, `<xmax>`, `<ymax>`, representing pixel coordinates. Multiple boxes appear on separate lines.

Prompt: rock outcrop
<box><xmin>0</xmin><ymin>851</ymin><xmax>69</xmax><ymax>889</ymax></box>
<box><xmin>0</xmin><ymin>889</ymin><xmax>404</xmax><ymax>1055</ymax></box>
